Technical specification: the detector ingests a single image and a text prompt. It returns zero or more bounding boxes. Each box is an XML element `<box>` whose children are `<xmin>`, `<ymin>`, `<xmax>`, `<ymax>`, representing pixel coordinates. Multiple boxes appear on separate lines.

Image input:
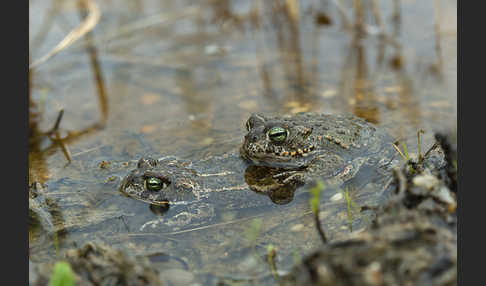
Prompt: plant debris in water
<box><xmin>282</xmin><ymin>133</ymin><xmax>457</xmax><ymax>285</ymax></box>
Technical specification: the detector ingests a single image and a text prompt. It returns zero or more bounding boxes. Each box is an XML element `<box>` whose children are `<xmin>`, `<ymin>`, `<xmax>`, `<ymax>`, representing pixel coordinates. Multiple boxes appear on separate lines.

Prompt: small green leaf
<box><xmin>49</xmin><ymin>261</ymin><xmax>76</xmax><ymax>286</ymax></box>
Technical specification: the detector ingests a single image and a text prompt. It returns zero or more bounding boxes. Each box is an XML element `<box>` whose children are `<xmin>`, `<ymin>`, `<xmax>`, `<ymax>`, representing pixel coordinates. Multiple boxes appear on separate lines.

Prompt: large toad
<box><xmin>240</xmin><ymin>113</ymin><xmax>396</xmax><ymax>186</ymax></box>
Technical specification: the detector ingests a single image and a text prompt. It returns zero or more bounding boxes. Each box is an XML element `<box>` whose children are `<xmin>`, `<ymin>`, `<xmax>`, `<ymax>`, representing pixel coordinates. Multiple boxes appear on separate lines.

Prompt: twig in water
<box><xmin>43</xmin><ymin>108</ymin><xmax>72</xmax><ymax>163</ymax></box>
<box><xmin>54</xmin><ymin>131</ymin><xmax>72</xmax><ymax>164</ymax></box>
<box><xmin>46</xmin><ymin>109</ymin><xmax>64</xmax><ymax>136</ymax></box>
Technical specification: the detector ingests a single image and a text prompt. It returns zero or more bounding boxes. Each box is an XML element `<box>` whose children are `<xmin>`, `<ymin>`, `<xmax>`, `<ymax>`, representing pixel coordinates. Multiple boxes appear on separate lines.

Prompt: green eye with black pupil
<box><xmin>146</xmin><ymin>177</ymin><xmax>163</xmax><ymax>191</ymax></box>
<box><xmin>268</xmin><ymin>127</ymin><xmax>287</xmax><ymax>142</ymax></box>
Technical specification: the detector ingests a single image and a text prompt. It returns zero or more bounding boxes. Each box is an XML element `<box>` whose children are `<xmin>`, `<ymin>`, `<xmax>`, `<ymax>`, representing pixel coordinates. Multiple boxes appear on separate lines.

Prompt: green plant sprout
<box><xmin>342</xmin><ymin>186</ymin><xmax>360</xmax><ymax>232</ymax></box>
<box><xmin>417</xmin><ymin>129</ymin><xmax>425</xmax><ymax>160</ymax></box>
<box><xmin>49</xmin><ymin>261</ymin><xmax>76</xmax><ymax>286</ymax></box>
<box><xmin>266</xmin><ymin>244</ymin><xmax>280</xmax><ymax>281</ymax></box>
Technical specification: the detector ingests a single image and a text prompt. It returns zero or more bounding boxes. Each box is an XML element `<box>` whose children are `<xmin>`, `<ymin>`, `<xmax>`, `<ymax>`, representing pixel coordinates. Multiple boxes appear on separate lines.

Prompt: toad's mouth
<box><xmin>240</xmin><ymin>145</ymin><xmax>316</xmax><ymax>169</ymax></box>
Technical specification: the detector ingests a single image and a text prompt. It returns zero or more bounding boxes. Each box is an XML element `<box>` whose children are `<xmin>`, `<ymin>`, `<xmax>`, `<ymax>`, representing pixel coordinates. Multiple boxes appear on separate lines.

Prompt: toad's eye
<box><xmin>268</xmin><ymin>127</ymin><xmax>288</xmax><ymax>142</ymax></box>
<box><xmin>145</xmin><ymin>177</ymin><xmax>164</xmax><ymax>191</ymax></box>
<box><xmin>246</xmin><ymin>120</ymin><xmax>252</xmax><ymax>131</ymax></box>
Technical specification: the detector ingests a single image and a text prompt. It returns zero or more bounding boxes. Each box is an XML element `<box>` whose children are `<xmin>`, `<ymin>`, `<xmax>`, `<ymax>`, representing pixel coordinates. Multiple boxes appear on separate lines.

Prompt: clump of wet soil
<box><xmin>283</xmin><ymin>133</ymin><xmax>457</xmax><ymax>286</ymax></box>
<box><xmin>30</xmin><ymin>242</ymin><xmax>163</xmax><ymax>286</ymax></box>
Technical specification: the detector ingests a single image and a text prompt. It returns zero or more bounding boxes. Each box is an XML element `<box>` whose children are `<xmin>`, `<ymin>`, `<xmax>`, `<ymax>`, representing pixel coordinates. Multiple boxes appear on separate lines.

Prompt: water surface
<box><xmin>29</xmin><ymin>0</ymin><xmax>456</xmax><ymax>284</ymax></box>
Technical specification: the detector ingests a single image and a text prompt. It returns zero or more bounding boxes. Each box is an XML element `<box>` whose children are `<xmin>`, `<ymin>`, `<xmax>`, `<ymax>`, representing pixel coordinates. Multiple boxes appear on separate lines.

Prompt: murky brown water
<box><xmin>29</xmin><ymin>0</ymin><xmax>456</xmax><ymax>284</ymax></box>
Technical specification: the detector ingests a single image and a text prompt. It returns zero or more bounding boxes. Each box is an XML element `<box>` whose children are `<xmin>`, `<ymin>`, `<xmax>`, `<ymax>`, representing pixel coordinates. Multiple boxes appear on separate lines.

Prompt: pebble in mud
<box><xmin>330</xmin><ymin>192</ymin><xmax>343</xmax><ymax>202</ymax></box>
<box><xmin>160</xmin><ymin>269</ymin><xmax>195</xmax><ymax>286</ymax></box>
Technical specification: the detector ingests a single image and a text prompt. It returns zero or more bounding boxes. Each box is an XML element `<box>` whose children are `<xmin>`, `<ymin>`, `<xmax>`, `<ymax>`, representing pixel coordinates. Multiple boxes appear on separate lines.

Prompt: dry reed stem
<box><xmin>30</xmin><ymin>0</ymin><xmax>100</xmax><ymax>69</ymax></box>
<box><xmin>370</xmin><ymin>0</ymin><xmax>383</xmax><ymax>29</ymax></box>
<box><xmin>433</xmin><ymin>0</ymin><xmax>443</xmax><ymax>72</ymax></box>
<box><xmin>78</xmin><ymin>0</ymin><xmax>108</xmax><ymax>126</ymax></box>
<box><xmin>285</xmin><ymin>0</ymin><xmax>299</xmax><ymax>23</ymax></box>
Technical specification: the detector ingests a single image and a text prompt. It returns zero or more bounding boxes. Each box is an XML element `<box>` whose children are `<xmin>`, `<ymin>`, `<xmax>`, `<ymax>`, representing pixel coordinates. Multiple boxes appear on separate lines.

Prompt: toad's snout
<box><xmin>244</xmin><ymin>134</ymin><xmax>260</xmax><ymax>143</ymax></box>
<box><xmin>245</xmin><ymin>128</ymin><xmax>266</xmax><ymax>143</ymax></box>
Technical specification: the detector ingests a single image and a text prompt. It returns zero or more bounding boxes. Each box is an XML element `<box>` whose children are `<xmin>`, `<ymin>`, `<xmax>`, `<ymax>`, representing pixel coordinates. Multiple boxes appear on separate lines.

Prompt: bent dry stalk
<box><xmin>310</xmin><ymin>180</ymin><xmax>327</xmax><ymax>244</ymax></box>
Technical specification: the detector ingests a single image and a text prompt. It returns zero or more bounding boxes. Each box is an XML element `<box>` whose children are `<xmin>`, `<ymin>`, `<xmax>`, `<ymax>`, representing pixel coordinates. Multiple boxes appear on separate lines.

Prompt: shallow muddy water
<box><xmin>29</xmin><ymin>0</ymin><xmax>456</xmax><ymax>284</ymax></box>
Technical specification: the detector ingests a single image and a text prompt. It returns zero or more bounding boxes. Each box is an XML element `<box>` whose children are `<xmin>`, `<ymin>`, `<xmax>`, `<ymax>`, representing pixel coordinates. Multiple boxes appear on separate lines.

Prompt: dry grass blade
<box><xmin>392</xmin><ymin>142</ymin><xmax>407</xmax><ymax>161</ymax></box>
<box><xmin>30</xmin><ymin>0</ymin><xmax>101</xmax><ymax>69</ymax></box>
